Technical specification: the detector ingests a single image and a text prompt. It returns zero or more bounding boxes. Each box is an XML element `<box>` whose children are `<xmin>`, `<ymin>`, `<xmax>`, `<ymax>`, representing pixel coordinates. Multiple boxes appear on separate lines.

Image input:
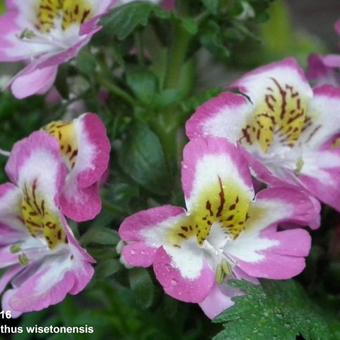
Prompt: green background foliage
<box><xmin>0</xmin><ymin>0</ymin><xmax>338</xmax><ymax>339</ymax></box>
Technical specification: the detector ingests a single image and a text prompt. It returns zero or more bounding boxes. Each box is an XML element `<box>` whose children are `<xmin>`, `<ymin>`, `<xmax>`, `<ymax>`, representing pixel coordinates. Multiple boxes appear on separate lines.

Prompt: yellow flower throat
<box><xmin>168</xmin><ymin>177</ymin><xmax>251</xmax><ymax>248</ymax></box>
<box><xmin>36</xmin><ymin>0</ymin><xmax>93</xmax><ymax>32</ymax></box>
<box><xmin>21</xmin><ymin>179</ymin><xmax>67</xmax><ymax>250</ymax></box>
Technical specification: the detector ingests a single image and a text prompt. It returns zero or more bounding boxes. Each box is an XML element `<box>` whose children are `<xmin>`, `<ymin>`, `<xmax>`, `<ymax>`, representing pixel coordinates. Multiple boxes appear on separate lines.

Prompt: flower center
<box><xmin>44</xmin><ymin>120</ymin><xmax>79</xmax><ymax>169</ymax></box>
<box><xmin>21</xmin><ymin>179</ymin><xmax>67</xmax><ymax>250</ymax></box>
<box><xmin>168</xmin><ymin>178</ymin><xmax>251</xmax><ymax>247</ymax></box>
<box><xmin>239</xmin><ymin>77</ymin><xmax>311</xmax><ymax>153</ymax></box>
<box><xmin>201</xmin><ymin>231</ymin><xmax>236</xmax><ymax>284</ymax></box>
<box><xmin>36</xmin><ymin>0</ymin><xmax>93</xmax><ymax>33</ymax></box>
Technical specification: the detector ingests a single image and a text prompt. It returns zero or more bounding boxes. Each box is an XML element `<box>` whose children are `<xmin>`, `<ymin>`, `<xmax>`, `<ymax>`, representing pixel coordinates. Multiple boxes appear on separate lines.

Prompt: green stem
<box><xmin>96</xmin><ymin>57</ymin><xmax>136</xmax><ymax>106</ymax></box>
<box><xmin>164</xmin><ymin>22</ymin><xmax>192</xmax><ymax>89</ymax></box>
<box><xmin>97</xmin><ymin>76</ymin><xmax>136</xmax><ymax>106</ymax></box>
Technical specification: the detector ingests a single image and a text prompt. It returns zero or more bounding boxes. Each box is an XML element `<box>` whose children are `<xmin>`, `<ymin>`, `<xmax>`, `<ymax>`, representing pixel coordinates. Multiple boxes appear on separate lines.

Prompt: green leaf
<box><xmin>126</xmin><ymin>68</ymin><xmax>158</xmax><ymax>105</ymax></box>
<box><xmin>75</xmin><ymin>50</ymin><xmax>97</xmax><ymax>76</ymax></box>
<box><xmin>180</xmin><ymin>18</ymin><xmax>199</xmax><ymax>35</ymax></box>
<box><xmin>214</xmin><ymin>280</ymin><xmax>332</xmax><ymax>340</ymax></box>
<box><xmin>96</xmin><ymin>259</ymin><xmax>122</xmax><ymax>279</ymax></box>
<box><xmin>118</xmin><ymin>122</ymin><xmax>170</xmax><ymax>195</ymax></box>
<box><xmin>201</xmin><ymin>0</ymin><xmax>220</xmax><ymax>14</ymax></box>
<box><xmin>129</xmin><ymin>268</ymin><xmax>154</xmax><ymax>309</ymax></box>
<box><xmin>200</xmin><ymin>20</ymin><xmax>230</xmax><ymax>60</ymax></box>
<box><xmin>103</xmin><ymin>3</ymin><xmax>156</xmax><ymax>40</ymax></box>
<box><xmin>80</xmin><ymin>227</ymin><xmax>120</xmax><ymax>247</ymax></box>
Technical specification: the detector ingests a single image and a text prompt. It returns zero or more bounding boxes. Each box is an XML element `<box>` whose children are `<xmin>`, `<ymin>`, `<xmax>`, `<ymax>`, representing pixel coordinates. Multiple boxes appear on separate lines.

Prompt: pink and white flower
<box><xmin>119</xmin><ymin>138</ymin><xmax>319</xmax><ymax>319</ymax></box>
<box><xmin>187</xmin><ymin>58</ymin><xmax>340</xmax><ymax>211</ymax></box>
<box><xmin>42</xmin><ymin>113</ymin><xmax>111</xmax><ymax>222</ymax></box>
<box><xmin>307</xmin><ymin>54</ymin><xmax>340</xmax><ymax>87</ymax></box>
<box><xmin>0</xmin><ymin>132</ymin><xmax>95</xmax><ymax>317</ymax></box>
<box><xmin>0</xmin><ymin>0</ymin><xmax>116</xmax><ymax>99</ymax></box>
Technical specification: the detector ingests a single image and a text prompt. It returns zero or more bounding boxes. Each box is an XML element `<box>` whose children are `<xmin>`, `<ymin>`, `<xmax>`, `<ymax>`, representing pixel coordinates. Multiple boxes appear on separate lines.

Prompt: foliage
<box><xmin>214</xmin><ymin>280</ymin><xmax>334</xmax><ymax>340</ymax></box>
<box><xmin>0</xmin><ymin>0</ymin><xmax>339</xmax><ymax>339</ymax></box>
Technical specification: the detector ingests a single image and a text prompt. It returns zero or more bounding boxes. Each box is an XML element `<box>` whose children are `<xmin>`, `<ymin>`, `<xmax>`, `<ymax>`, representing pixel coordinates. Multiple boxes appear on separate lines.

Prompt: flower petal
<box><xmin>322</xmin><ymin>55</ymin><xmax>340</xmax><ymax>68</ymax></box>
<box><xmin>5</xmin><ymin>132</ymin><xmax>67</xmax><ymax>205</ymax></box>
<box><xmin>306</xmin><ymin>54</ymin><xmax>339</xmax><ymax>87</ymax></box>
<box><xmin>2</xmin><ymin>236</ymin><xmax>94</xmax><ymax>317</ymax></box>
<box><xmin>153</xmin><ymin>247</ymin><xmax>214</xmax><ymax>303</ymax></box>
<box><xmin>226</xmin><ymin>187</ymin><xmax>317</xmax><ymax>274</ymax></box>
<box><xmin>121</xmin><ymin>243</ymin><xmax>157</xmax><ymax>268</ymax></box>
<box><xmin>299</xmin><ymin>150</ymin><xmax>340</xmax><ymax>211</ymax></box>
<box><xmin>182</xmin><ymin>138</ymin><xmax>254</xmax><ymax>213</ymax></box>
<box><xmin>302</xmin><ymin>85</ymin><xmax>340</xmax><ymax>149</ymax></box>
<box><xmin>72</xmin><ymin>113</ymin><xmax>111</xmax><ymax>189</ymax></box>
<box><xmin>0</xmin><ymin>183</ymin><xmax>25</xmax><ymax>233</ymax></box>
<box><xmin>185</xmin><ymin>92</ymin><xmax>251</xmax><ymax>141</ymax></box>
<box><xmin>198</xmin><ymin>283</ymin><xmax>236</xmax><ymax>319</ymax></box>
<box><xmin>11</xmin><ymin>65</ymin><xmax>58</xmax><ymax>99</ymax></box>
<box><xmin>5</xmin><ymin>132</ymin><xmax>70</xmax><ymax>249</ymax></box>
<box><xmin>60</xmin><ymin>183</ymin><xmax>102</xmax><ymax>222</ymax></box>
<box><xmin>254</xmin><ymin>187</ymin><xmax>321</xmax><ymax>229</ymax></box>
<box><xmin>233</xmin><ymin>58</ymin><xmax>313</xmax><ymax>104</ymax></box>
<box><xmin>236</xmin><ymin>226</ymin><xmax>311</xmax><ymax>279</ymax></box>
<box><xmin>119</xmin><ymin>205</ymin><xmax>187</xmax><ymax>267</ymax></box>
<box><xmin>46</xmin><ymin>113</ymin><xmax>111</xmax><ymax>222</ymax></box>
<box><xmin>119</xmin><ymin>205</ymin><xmax>187</xmax><ymax>244</ymax></box>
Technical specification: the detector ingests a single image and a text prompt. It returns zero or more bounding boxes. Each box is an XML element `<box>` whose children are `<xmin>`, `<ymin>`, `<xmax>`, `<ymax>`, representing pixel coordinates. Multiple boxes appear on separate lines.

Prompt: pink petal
<box><xmin>236</xmin><ymin>226</ymin><xmax>311</xmax><ymax>280</ymax></box>
<box><xmin>119</xmin><ymin>205</ymin><xmax>186</xmax><ymax>243</ymax></box>
<box><xmin>121</xmin><ymin>243</ymin><xmax>157</xmax><ymax>267</ymax></box>
<box><xmin>185</xmin><ymin>92</ymin><xmax>251</xmax><ymax>141</ymax></box>
<box><xmin>61</xmin><ymin>183</ymin><xmax>102</xmax><ymax>222</ymax></box>
<box><xmin>77</xmin><ymin>114</ymin><xmax>111</xmax><ymax>188</ymax></box>
<box><xmin>199</xmin><ymin>284</ymin><xmax>235</xmax><ymax>319</ymax></box>
<box><xmin>11</xmin><ymin>65</ymin><xmax>58</xmax><ymax>99</ymax></box>
<box><xmin>255</xmin><ymin>187</ymin><xmax>321</xmax><ymax>229</ymax></box>
<box><xmin>153</xmin><ymin>247</ymin><xmax>215</xmax><ymax>303</ymax></box>
<box><xmin>5</xmin><ymin>131</ymin><xmax>67</xmax><ymax>191</ymax></box>
<box><xmin>181</xmin><ymin>137</ymin><xmax>254</xmax><ymax>211</ymax></box>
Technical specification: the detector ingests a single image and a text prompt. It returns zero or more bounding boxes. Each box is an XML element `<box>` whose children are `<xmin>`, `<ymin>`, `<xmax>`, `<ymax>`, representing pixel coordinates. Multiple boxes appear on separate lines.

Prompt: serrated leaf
<box><xmin>118</xmin><ymin>122</ymin><xmax>170</xmax><ymax>195</ymax></box>
<box><xmin>214</xmin><ymin>280</ymin><xmax>332</xmax><ymax>340</ymax></box>
<box><xmin>129</xmin><ymin>268</ymin><xmax>154</xmax><ymax>309</ymax></box>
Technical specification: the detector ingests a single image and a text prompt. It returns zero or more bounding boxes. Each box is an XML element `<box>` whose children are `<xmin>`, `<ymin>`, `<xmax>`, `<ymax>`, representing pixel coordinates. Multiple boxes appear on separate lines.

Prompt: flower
<box><xmin>0</xmin><ymin>0</ymin><xmax>116</xmax><ymax>99</ymax></box>
<box><xmin>319</xmin><ymin>19</ymin><xmax>340</xmax><ymax>71</ymax></box>
<box><xmin>0</xmin><ymin>131</ymin><xmax>95</xmax><ymax>317</ymax></box>
<box><xmin>119</xmin><ymin>138</ymin><xmax>319</xmax><ymax>319</ymax></box>
<box><xmin>307</xmin><ymin>54</ymin><xmax>340</xmax><ymax>87</ymax></box>
<box><xmin>42</xmin><ymin>113</ymin><xmax>111</xmax><ymax>222</ymax></box>
<box><xmin>186</xmin><ymin>58</ymin><xmax>340</xmax><ymax>211</ymax></box>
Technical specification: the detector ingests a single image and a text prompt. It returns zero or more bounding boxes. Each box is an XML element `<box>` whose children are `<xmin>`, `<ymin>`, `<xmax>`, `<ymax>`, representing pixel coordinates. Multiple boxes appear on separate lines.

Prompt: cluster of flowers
<box><xmin>0</xmin><ymin>113</ymin><xmax>110</xmax><ymax>316</ymax></box>
<box><xmin>0</xmin><ymin>0</ymin><xmax>174</xmax><ymax>99</ymax></box>
<box><xmin>119</xmin><ymin>58</ymin><xmax>340</xmax><ymax>318</ymax></box>
<box><xmin>0</xmin><ymin>0</ymin><xmax>339</xmax><ymax>320</ymax></box>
